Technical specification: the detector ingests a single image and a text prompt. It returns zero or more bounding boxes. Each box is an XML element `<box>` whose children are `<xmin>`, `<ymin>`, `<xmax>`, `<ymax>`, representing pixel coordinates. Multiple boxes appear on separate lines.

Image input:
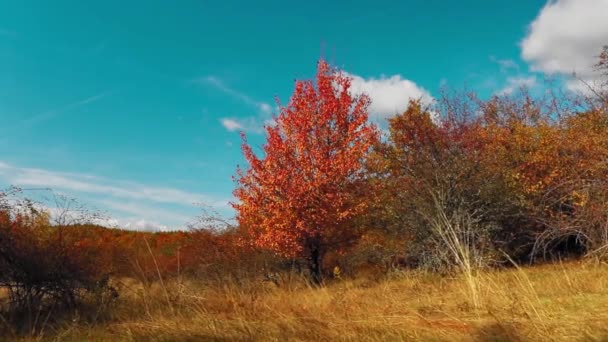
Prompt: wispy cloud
<box><xmin>196</xmin><ymin>76</ymin><xmax>273</xmax><ymax>114</ymax></box>
<box><xmin>497</xmin><ymin>75</ymin><xmax>537</xmax><ymax>95</ymax></box>
<box><xmin>94</xmin><ymin>199</ymin><xmax>194</xmax><ymax>231</ymax></box>
<box><xmin>490</xmin><ymin>56</ymin><xmax>520</xmax><ymax>73</ymax></box>
<box><xmin>194</xmin><ymin>76</ymin><xmax>275</xmax><ymax>134</ymax></box>
<box><xmin>0</xmin><ymin>161</ymin><xmax>231</xmax><ymax>230</ymax></box>
<box><xmin>220</xmin><ymin>118</ymin><xmax>244</xmax><ymax>131</ymax></box>
<box><xmin>488</xmin><ymin>56</ymin><xmax>538</xmax><ymax>96</ymax></box>
<box><xmin>219</xmin><ymin>117</ymin><xmax>265</xmax><ymax>134</ymax></box>
<box><xmin>0</xmin><ymin>162</ymin><xmax>222</xmax><ymax>206</ymax></box>
<box><xmin>0</xmin><ymin>91</ymin><xmax>112</xmax><ymax>149</ymax></box>
<box><xmin>16</xmin><ymin>91</ymin><xmax>113</xmax><ymax>129</ymax></box>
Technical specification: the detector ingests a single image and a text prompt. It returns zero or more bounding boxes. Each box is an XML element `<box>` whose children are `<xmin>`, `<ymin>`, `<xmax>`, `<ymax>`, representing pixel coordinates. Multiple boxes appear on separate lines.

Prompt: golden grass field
<box><xmin>4</xmin><ymin>260</ymin><xmax>608</xmax><ymax>341</ymax></box>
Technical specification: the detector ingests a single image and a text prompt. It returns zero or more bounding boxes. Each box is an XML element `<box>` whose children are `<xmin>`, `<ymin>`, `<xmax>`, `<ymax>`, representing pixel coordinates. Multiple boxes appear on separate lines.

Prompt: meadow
<box><xmin>2</xmin><ymin>260</ymin><xmax>607</xmax><ymax>341</ymax></box>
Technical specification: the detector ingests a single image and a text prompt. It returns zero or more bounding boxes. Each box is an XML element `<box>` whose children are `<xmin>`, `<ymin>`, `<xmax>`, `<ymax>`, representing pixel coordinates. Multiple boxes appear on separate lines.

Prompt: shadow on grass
<box><xmin>475</xmin><ymin>323</ymin><xmax>523</xmax><ymax>342</ymax></box>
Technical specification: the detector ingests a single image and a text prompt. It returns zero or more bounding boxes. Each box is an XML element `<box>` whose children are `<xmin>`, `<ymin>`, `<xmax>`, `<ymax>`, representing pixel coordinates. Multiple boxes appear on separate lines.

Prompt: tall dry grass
<box><xmin>5</xmin><ymin>260</ymin><xmax>607</xmax><ymax>341</ymax></box>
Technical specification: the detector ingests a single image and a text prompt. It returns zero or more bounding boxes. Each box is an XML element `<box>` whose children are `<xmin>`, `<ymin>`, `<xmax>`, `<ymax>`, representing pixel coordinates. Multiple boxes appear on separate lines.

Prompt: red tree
<box><xmin>233</xmin><ymin>59</ymin><xmax>379</xmax><ymax>284</ymax></box>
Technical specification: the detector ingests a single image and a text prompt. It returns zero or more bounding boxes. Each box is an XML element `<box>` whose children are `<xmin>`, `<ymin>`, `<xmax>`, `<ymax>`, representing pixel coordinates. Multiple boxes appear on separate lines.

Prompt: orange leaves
<box><xmin>233</xmin><ymin>59</ymin><xmax>379</xmax><ymax>260</ymax></box>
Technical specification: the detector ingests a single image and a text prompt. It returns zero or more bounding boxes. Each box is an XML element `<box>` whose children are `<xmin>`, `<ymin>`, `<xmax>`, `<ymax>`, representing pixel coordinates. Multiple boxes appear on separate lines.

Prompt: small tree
<box><xmin>233</xmin><ymin>59</ymin><xmax>379</xmax><ymax>284</ymax></box>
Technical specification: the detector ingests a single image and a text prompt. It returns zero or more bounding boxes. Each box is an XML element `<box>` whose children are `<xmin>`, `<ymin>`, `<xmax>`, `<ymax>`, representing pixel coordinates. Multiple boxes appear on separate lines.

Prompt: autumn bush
<box><xmin>364</xmin><ymin>74</ymin><xmax>608</xmax><ymax>271</ymax></box>
<box><xmin>365</xmin><ymin>97</ymin><xmax>512</xmax><ymax>272</ymax></box>
<box><xmin>0</xmin><ymin>192</ymin><xmax>117</xmax><ymax>334</ymax></box>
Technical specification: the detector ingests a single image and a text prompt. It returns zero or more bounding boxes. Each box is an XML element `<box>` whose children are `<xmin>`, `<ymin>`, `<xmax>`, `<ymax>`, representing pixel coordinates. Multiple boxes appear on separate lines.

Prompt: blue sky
<box><xmin>1</xmin><ymin>0</ymin><xmax>606</xmax><ymax>230</ymax></box>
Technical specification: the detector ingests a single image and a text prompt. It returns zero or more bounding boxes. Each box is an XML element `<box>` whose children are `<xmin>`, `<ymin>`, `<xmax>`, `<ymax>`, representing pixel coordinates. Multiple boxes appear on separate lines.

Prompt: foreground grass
<box><xmin>5</xmin><ymin>261</ymin><xmax>608</xmax><ymax>341</ymax></box>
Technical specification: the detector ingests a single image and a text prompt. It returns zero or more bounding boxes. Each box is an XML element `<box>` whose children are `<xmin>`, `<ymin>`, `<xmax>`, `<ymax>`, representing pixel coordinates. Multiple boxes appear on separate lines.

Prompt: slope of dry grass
<box><xmin>4</xmin><ymin>261</ymin><xmax>608</xmax><ymax>341</ymax></box>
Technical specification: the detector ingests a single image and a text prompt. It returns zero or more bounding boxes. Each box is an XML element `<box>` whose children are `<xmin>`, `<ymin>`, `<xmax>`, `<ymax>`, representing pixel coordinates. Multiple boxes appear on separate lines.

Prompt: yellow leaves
<box><xmin>571</xmin><ymin>190</ymin><xmax>589</xmax><ymax>208</ymax></box>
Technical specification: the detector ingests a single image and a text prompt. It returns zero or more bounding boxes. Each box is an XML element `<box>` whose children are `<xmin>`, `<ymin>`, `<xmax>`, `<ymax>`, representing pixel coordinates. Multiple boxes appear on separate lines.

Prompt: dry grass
<box><xmin>5</xmin><ymin>261</ymin><xmax>608</xmax><ymax>341</ymax></box>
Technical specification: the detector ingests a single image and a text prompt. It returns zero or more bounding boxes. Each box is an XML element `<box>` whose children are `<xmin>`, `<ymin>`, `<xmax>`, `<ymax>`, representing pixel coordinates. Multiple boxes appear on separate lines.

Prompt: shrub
<box><xmin>0</xmin><ymin>190</ymin><xmax>116</xmax><ymax>333</ymax></box>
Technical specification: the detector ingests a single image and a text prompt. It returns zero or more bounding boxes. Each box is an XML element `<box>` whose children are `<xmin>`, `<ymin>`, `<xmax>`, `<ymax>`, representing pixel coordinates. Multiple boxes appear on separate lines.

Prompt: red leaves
<box><xmin>233</xmin><ymin>59</ymin><xmax>379</xmax><ymax>258</ymax></box>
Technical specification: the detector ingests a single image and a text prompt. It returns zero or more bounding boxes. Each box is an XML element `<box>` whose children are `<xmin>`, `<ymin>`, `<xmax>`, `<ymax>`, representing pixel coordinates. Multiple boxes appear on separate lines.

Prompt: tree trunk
<box><xmin>307</xmin><ymin>240</ymin><xmax>323</xmax><ymax>286</ymax></box>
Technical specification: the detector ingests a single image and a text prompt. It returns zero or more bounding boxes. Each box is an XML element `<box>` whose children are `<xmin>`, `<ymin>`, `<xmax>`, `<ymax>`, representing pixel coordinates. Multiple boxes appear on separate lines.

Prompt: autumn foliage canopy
<box><xmin>233</xmin><ymin>60</ymin><xmax>379</xmax><ymax>281</ymax></box>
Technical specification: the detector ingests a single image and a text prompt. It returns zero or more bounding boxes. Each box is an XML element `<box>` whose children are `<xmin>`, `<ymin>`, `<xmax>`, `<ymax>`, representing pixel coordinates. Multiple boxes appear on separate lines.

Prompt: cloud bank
<box><xmin>521</xmin><ymin>0</ymin><xmax>608</xmax><ymax>90</ymax></box>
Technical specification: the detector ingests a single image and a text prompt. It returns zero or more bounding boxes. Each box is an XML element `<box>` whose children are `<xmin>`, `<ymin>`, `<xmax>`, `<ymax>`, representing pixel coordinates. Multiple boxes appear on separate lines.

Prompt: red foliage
<box><xmin>233</xmin><ymin>59</ymin><xmax>379</xmax><ymax>282</ymax></box>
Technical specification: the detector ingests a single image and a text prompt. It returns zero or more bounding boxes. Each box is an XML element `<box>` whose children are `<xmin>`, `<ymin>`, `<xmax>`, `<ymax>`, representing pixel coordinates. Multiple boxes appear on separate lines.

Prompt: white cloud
<box><xmin>490</xmin><ymin>56</ymin><xmax>520</xmax><ymax>73</ymax></box>
<box><xmin>34</xmin><ymin>201</ymin><xmax>185</xmax><ymax>232</ymax></box>
<box><xmin>0</xmin><ymin>161</ymin><xmax>231</xmax><ymax>230</ymax></box>
<box><xmin>220</xmin><ymin>118</ymin><xmax>243</xmax><ymax>132</ymax></box>
<box><xmin>219</xmin><ymin>117</ymin><xmax>266</xmax><ymax>134</ymax></box>
<box><xmin>346</xmin><ymin>72</ymin><xmax>433</xmax><ymax>123</ymax></box>
<box><xmin>17</xmin><ymin>91</ymin><xmax>112</xmax><ymax>129</ymax></box>
<box><xmin>206</xmin><ymin>72</ymin><xmax>430</xmax><ymax>133</ymax></box>
<box><xmin>93</xmin><ymin>199</ymin><xmax>194</xmax><ymax>231</ymax></box>
<box><xmin>497</xmin><ymin>75</ymin><xmax>537</xmax><ymax>95</ymax></box>
<box><xmin>521</xmin><ymin>0</ymin><xmax>608</xmax><ymax>89</ymax></box>
<box><xmin>124</xmin><ymin>220</ymin><xmax>169</xmax><ymax>232</ymax></box>
<box><xmin>94</xmin><ymin>216</ymin><xmax>171</xmax><ymax>232</ymax></box>
<box><xmin>6</xmin><ymin>168</ymin><xmax>201</xmax><ymax>205</ymax></box>
<box><xmin>195</xmin><ymin>76</ymin><xmax>275</xmax><ymax>133</ymax></box>
<box><xmin>258</xmin><ymin>103</ymin><xmax>273</xmax><ymax>114</ymax></box>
